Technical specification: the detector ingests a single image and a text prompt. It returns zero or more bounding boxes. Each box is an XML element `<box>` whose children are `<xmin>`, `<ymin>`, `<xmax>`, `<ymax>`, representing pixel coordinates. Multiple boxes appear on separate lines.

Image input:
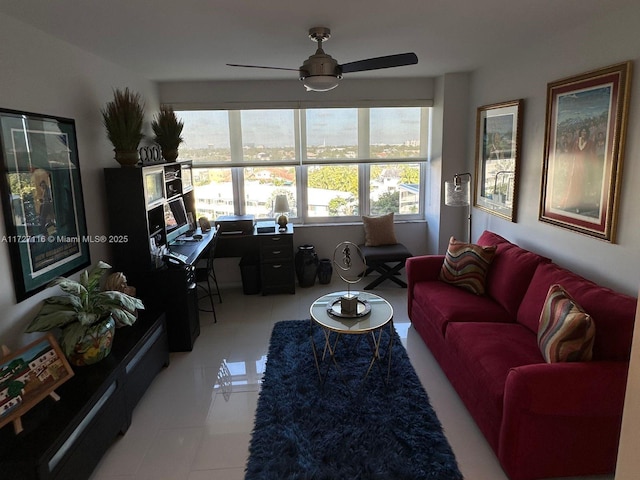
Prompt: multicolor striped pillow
<box><xmin>537</xmin><ymin>284</ymin><xmax>595</xmax><ymax>363</ymax></box>
<box><xmin>439</xmin><ymin>237</ymin><xmax>497</xmax><ymax>295</ymax></box>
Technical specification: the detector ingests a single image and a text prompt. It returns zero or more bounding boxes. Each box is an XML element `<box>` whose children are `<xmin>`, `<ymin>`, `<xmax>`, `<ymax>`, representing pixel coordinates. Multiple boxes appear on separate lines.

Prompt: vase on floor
<box><xmin>295</xmin><ymin>245</ymin><xmax>319</xmax><ymax>287</ymax></box>
<box><xmin>317</xmin><ymin>258</ymin><xmax>333</xmax><ymax>284</ymax></box>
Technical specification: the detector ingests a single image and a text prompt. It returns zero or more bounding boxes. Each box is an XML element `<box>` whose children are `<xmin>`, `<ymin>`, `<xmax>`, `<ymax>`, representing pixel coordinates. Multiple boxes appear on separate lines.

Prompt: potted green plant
<box><xmin>101</xmin><ymin>87</ymin><xmax>145</xmax><ymax>167</ymax></box>
<box><xmin>25</xmin><ymin>261</ymin><xmax>144</xmax><ymax>366</ymax></box>
<box><xmin>151</xmin><ymin>104</ymin><xmax>184</xmax><ymax>162</ymax></box>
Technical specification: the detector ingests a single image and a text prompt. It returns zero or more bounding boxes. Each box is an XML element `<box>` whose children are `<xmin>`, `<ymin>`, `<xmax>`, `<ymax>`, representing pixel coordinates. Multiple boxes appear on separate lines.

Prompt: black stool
<box><xmin>358</xmin><ymin>243</ymin><xmax>413</xmax><ymax>290</ymax></box>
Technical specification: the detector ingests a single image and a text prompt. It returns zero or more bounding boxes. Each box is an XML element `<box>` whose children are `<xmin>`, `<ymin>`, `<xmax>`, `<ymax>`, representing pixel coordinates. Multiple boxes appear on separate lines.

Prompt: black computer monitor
<box><xmin>164</xmin><ymin>197</ymin><xmax>190</xmax><ymax>244</ymax></box>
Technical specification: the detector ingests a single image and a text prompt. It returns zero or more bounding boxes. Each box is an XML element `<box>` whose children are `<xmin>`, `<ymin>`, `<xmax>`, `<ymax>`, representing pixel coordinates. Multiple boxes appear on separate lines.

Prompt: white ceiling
<box><xmin>0</xmin><ymin>0</ymin><xmax>636</xmax><ymax>82</ymax></box>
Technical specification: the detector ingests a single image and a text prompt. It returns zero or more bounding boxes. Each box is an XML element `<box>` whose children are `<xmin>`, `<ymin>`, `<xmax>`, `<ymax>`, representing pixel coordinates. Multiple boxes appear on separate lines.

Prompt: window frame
<box><xmin>181</xmin><ymin>106</ymin><xmax>430</xmax><ymax>224</ymax></box>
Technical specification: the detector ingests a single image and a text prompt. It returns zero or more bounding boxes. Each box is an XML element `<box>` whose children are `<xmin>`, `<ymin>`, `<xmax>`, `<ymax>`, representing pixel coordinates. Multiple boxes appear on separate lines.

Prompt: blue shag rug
<box><xmin>245</xmin><ymin>320</ymin><xmax>463</xmax><ymax>480</ymax></box>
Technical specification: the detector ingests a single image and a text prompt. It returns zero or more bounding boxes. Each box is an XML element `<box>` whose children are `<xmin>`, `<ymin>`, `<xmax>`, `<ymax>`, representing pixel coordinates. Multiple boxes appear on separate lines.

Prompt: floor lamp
<box><xmin>445</xmin><ymin>172</ymin><xmax>472</xmax><ymax>243</ymax></box>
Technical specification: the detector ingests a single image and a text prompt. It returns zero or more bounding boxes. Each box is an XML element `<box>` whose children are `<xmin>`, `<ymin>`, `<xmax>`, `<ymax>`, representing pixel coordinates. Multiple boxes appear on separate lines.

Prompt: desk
<box><xmin>167</xmin><ymin>227</ymin><xmax>215</xmax><ymax>265</ymax></box>
<box><xmin>212</xmin><ymin>224</ymin><xmax>295</xmax><ymax>295</ymax></box>
<box><xmin>213</xmin><ymin>224</ymin><xmax>291</xmax><ymax>258</ymax></box>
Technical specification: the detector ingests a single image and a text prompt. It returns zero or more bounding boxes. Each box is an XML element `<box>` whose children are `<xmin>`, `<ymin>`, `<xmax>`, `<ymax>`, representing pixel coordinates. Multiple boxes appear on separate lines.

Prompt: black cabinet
<box><xmin>258</xmin><ymin>225</ymin><xmax>295</xmax><ymax>295</ymax></box>
<box><xmin>0</xmin><ymin>311</ymin><xmax>169</xmax><ymax>480</ymax></box>
<box><xmin>129</xmin><ymin>267</ymin><xmax>200</xmax><ymax>352</ymax></box>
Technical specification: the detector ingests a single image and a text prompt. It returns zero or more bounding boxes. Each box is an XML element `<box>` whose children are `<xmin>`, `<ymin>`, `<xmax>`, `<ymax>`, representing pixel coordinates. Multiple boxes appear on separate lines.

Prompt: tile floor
<box><xmin>89</xmin><ymin>279</ymin><xmax>614</xmax><ymax>480</ymax></box>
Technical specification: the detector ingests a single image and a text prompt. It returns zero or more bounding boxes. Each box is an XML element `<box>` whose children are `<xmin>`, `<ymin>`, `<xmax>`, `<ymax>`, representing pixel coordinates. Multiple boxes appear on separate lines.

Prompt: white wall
<box><xmin>159</xmin><ymin>77</ymin><xmax>434</xmax><ymax>109</ymax></box>
<box><xmin>0</xmin><ymin>13</ymin><xmax>159</xmax><ymax>350</ymax></box>
<box><xmin>468</xmin><ymin>3</ymin><xmax>640</xmax><ymax>297</ymax></box>
<box><xmin>430</xmin><ymin>73</ymin><xmax>471</xmax><ymax>254</ymax></box>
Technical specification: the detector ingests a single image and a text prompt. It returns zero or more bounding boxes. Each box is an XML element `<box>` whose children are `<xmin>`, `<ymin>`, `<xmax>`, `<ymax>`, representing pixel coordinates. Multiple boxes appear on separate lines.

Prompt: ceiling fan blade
<box><xmin>226</xmin><ymin>63</ymin><xmax>300</xmax><ymax>72</ymax></box>
<box><xmin>339</xmin><ymin>53</ymin><xmax>418</xmax><ymax>74</ymax></box>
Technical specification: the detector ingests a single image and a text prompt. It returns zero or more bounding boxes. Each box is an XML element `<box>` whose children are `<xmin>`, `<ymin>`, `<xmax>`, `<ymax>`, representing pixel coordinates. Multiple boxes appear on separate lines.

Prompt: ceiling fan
<box><xmin>227</xmin><ymin>27</ymin><xmax>418</xmax><ymax>92</ymax></box>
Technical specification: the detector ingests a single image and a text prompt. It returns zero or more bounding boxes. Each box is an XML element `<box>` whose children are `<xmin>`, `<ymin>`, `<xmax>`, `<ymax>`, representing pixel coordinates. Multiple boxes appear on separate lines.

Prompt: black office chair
<box><xmin>196</xmin><ymin>224</ymin><xmax>222</xmax><ymax>322</ymax></box>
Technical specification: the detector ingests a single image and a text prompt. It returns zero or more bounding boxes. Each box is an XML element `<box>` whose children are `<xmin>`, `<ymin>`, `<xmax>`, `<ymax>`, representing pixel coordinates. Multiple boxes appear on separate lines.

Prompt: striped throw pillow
<box><xmin>439</xmin><ymin>237</ymin><xmax>497</xmax><ymax>295</ymax></box>
<box><xmin>538</xmin><ymin>284</ymin><xmax>595</xmax><ymax>363</ymax></box>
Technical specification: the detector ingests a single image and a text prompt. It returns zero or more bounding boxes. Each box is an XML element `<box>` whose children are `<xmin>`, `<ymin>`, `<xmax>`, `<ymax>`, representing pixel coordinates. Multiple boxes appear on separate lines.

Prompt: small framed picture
<box><xmin>474</xmin><ymin>99</ymin><xmax>523</xmax><ymax>222</ymax></box>
<box><xmin>539</xmin><ymin>62</ymin><xmax>632</xmax><ymax>242</ymax></box>
<box><xmin>0</xmin><ymin>334</ymin><xmax>74</xmax><ymax>433</ymax></box>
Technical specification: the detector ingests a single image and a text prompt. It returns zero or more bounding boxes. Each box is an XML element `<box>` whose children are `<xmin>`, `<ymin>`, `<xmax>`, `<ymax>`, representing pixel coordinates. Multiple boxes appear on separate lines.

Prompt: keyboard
<box><xmin>168</xmin><ymin>252</ymin><xmax>189</xmax><ymax>263</ymax></box>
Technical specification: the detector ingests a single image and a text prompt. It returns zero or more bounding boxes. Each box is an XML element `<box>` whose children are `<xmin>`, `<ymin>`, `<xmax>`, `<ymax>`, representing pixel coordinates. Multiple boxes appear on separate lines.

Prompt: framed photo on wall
<box><xmin>0</xmin><ymin>108</ymin><xmax>91</xmax><ymax>301</ymax></box>
<box><xmin>539</xmin><ymin>62</ymin><xmax>632</xmax><ymax>242</ymax></box>
<box><xmin>474</xmin><ymin>99</ymin><xmax>523</xmax><ymax>222</ymax></box>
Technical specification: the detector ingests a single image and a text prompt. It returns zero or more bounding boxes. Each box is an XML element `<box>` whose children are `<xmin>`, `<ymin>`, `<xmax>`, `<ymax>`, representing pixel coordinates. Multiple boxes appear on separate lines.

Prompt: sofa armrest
<box><xmin>499</xmin><ymin>361</ymin><xmax>628</xmax><ymax>480</ymax></box>
<box><xmin>406</xmin><ymin>255</ymin><xmax>445</xmax><ymax>318</ymax></box>
<box><xmin>406</xmin><ymin>255</ymin><xmax>445</xmax><ymax>284</ymax></box>
<box><xmin>504</xmin><ymin>361</ymin><xmax>628</xmax><ymax>417</ymax></box>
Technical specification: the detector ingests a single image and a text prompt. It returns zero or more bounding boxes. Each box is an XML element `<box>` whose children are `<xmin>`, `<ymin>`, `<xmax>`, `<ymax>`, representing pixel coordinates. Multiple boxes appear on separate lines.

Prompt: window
<box><xmin>179</xmin><ymin>106</ymin><xmax>429</xmax><ymax>223</ymax></box>
<box><xmin>305</xmin><ymin>109</ymin><xmax>358</xmax><ymax>161</ymax></box>
<box><xmin>243</xmin><ymin>166</ymin><xmax>296</xmax><ymax>218</ymax></box>
<box><xmin>307</xmin><ymin>165</ymin><xmax>359</xmax><ymax>217</ymax></box>
<box><xmin>370</xmin><ymin>163</ymin><xmax>421</xmax><ymax>216</ymax></box>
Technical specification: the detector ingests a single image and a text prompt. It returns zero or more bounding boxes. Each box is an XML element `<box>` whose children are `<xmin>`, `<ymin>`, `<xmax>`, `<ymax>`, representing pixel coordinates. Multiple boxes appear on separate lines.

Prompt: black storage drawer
<box><xmin>123</xmin><ymin>318</ymin><xmax>169</xmax><ymax>415</ymax></box>
<box><xmin>256</xmin><ymin>226</ymin><xmax>295</xmax><ymax>295</ymax></box>
<box><xmin>261</xmin><ymin>262</ymin><xmax>294</xmax><ymax>283</ymax></box>
<box><xmin>46</xmin><ymin>381</ymin><xmax>125</xmax><ymax>480</ymax></box>
<box><xmin>260</xmin><ymin>263</ymin><xmax>295</xmax><ymax>294</ymax></box>
<box><xmin>260</xmin><ymin>242</ymin><xmax>293</xmax><ymax>262</ymax></box>
<box><xmin>259</xmin><ymin>235</ymin><xmax>292</xmax><ymax>253</ymax></box>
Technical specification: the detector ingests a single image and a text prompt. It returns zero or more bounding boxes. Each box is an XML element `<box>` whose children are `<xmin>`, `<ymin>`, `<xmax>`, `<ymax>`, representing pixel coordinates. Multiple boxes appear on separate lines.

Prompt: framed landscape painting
<box><xmin>474</xmin><ymin>99</ymin><xmax>523</xmax><ymax>222</ymax></box>
<box><xmin>0</xmin><ymin>109</ymin><xmax>91</xmax><ymax>301</ymax></box>
<box><xmin>539</xmin><ymin>62</ymin><xmax>632</xmax><ymax>242</ymax></box>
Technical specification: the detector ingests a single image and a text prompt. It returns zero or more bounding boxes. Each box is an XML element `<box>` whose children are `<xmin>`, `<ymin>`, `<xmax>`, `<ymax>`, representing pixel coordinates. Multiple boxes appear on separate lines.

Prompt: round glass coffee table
<box><xmin>309</xmin><ymin>291</ymin><xmax>394</xmax><ymax>388</ymax></box>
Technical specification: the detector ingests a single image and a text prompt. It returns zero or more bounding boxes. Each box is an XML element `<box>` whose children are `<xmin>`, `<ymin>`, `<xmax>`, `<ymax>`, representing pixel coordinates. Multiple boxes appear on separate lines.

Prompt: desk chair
<box><xmin>358</xmin><ymin>212</ymin><xmax>413</xmax><ymax>290</ymax></box>
<box><xmin>196</xmin><ymin>224</ymin><xmax>222</xmax><ymax>322</ymax></box>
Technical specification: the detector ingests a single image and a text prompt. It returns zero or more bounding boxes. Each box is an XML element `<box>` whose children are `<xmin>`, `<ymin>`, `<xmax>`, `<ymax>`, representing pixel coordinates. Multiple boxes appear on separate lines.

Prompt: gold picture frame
<box><xmin>539</xmin><ymin>62</ymin><xmax>632</xmax><ymax>242</ymax></box>
<box><xmin>473</xmin><ymin>99</ymin><xmax>523</xmax><ymax>222</ymax></box>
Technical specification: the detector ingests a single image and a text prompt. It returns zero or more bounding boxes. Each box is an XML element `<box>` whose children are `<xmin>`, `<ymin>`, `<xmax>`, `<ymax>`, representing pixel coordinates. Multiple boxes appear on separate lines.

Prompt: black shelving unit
<box><xmin>103</xmin><ymin>161</ymin><xmax>201</xmax><ymax>351</ymax></box>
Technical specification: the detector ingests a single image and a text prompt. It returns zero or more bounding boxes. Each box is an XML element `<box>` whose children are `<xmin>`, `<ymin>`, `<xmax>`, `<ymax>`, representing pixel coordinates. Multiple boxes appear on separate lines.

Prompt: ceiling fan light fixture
<box><xmin>227</xmin><ymin>26</ymin><xmax>417</xmax><ymax>93</ymax></box>
<box><xmin>301</xmin><ymin>75</ymin><xmax>340</xmax><ymax>92</ymax></box>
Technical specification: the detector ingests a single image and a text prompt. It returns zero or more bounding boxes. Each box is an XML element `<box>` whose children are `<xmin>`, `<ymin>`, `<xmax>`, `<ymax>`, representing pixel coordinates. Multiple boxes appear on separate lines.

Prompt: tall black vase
<box><xmin>295</xmin><ymin>245</ymin><xmax>319</xmax><ymax>287</ymax></box>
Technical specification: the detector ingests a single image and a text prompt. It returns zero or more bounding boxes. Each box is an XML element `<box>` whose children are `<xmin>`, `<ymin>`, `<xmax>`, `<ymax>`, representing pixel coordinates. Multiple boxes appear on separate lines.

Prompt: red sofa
<box><xmin>407</xmin><ymin>230</ymin><xmax>636</xmax><ymax>480</ymax></box>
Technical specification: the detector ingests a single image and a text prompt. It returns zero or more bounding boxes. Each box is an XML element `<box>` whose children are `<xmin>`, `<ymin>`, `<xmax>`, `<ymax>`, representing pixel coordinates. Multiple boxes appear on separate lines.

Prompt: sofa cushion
<box><xmin>477</xmin><ymin>230</ymin><xmax>511</xmax><ymax>246</ymax></box>
<box><xmin>445</xmin><ymin>322</ymin><xmax>545</xmax><ymax>446</ymax></box>
<box><xmin>362</xmin><ymin>212</ymin><xmax>397</xmax><ymax>246</ymax></box>
<box><xmin>477</xmin><ymin>231</ymin><xmax>551</xmax><ymax>317</ymax></box>
<box><xmin>439</xmin><ymin>237</ymin><xmax>497</xmax><ymax>295</ymax></box>
<box><xmin>538</xmin><ymin>284</ymin><xmax>595</xmax><ymax>363</ymax></box>
<box><xmin>518</xmin><ymin>262</ymin><xmax>636</xmax><ymax>361</ymax></box>
<box><xmin>412</xmin><ymin>280</ymin><xmax>512</xmax><ymax>336</ymax></box>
